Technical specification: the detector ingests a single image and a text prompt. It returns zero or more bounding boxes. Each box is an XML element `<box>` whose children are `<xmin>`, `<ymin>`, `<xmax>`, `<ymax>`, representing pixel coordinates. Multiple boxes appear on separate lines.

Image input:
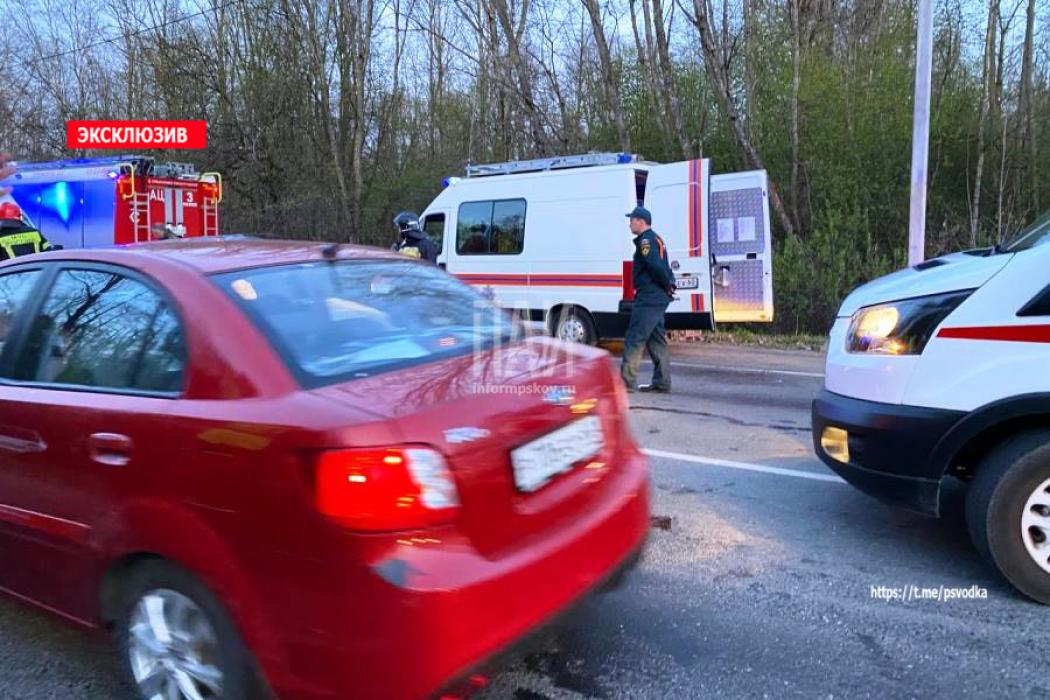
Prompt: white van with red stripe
<box><xmin>419</xmin><ymin>153</ymin><xmax>773</xmax><ymax>343</ymax></box>
<box><xmin>812</xmin><ymin>212</ymin><xmax>1050</xmax><ymax>603</ymax></box>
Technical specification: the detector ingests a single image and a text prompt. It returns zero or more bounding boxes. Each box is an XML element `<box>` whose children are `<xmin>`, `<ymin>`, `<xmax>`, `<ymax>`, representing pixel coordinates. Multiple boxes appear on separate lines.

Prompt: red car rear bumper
<box><xmin>260</xmin><ymin>449</ymin><xmax>650</xmax><ymax>700</ymax></box>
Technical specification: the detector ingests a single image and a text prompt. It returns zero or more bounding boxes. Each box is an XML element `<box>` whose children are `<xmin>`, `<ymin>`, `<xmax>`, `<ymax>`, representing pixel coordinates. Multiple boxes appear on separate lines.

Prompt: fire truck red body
<box><xmin>0</xmin><ymin>156</ymin><xmax>221</xmax><ymax>249</ymax></box>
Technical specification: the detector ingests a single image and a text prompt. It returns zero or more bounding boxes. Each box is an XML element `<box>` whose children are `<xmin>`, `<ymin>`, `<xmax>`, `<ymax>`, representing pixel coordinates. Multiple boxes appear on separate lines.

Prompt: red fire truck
<box><xmin>0</xmin><ymin>155</ymin><xmax>222</xmax><ymax>249</ymax></box>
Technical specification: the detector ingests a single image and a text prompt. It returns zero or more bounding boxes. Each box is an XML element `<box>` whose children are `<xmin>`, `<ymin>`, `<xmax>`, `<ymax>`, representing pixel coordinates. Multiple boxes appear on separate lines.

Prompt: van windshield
<box><xmin>1001</xmin><ymin>210</ymin><xmax>1050</xmax><ymax>253</ymax></box>
<box><xmin>214</xmin><ymin>260</ymin><xmax>518</xmax><ymax>388</ymax></box>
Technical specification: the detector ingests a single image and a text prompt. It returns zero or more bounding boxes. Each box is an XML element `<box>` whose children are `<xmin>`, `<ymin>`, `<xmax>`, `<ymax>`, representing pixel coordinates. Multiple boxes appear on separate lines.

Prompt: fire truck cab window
<box><xmin>456</xmin><ymin>199</ymin><xmax>526</xmax><ymax>255</ymax></box>
<box><xmin>423</xmin><ymin>213</ymin><xmax>445</xmax><ymax>254</ymax></box>
<box><xmin>13</xmin><ymin>269</ymin><xmax>185</xmax><ymax>394</ymax></box>
<box><xmin>0</xmin><ymin>270</ymin><xmax>42</xmax><ymax>357</ymax></box>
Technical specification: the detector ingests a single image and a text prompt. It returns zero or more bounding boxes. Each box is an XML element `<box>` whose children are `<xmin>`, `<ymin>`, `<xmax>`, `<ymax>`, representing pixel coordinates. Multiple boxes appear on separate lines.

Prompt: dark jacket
<box><xmin>632</xmin><ymin>228</ymin><xmax>675</xmax><ymax>303</ymax></box>
<box><xmin>396</xmin><ymin>228</ymin><xmax>439</xmax><ymax>263</ymax></box>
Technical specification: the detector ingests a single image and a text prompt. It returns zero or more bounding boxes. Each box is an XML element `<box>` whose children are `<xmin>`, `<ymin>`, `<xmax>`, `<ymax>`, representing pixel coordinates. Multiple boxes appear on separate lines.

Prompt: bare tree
<box><xmin>789</xmin><ymin>0</ymin><xmax>802</xmax><ymax>229</ymax></box>
<box><xmin>971</xmin><ymin>0</ymin><xmax>1000</xmax><ymax>246</ymax></box>
<box><xmin>582</xmin><ymin>0</ymin><xmax>630</xmax><ymax>151</ymax></box>
<box><xmin>1018</xmin><ymin>0</ymin><xmax>1038</xmax><ymax>211</ymax></box>
<box><xmin>488</xmin><ymin>0</ymin><xmax>551</xmax><ymax>154</ymax></box>
<box><xmin>650</xmin><ymin>0</ymin><xmax>691</xmax><ymax>157</ymax></box>
<box><xmin>682</xmin><ymin>0</ymin><xmax>795</xmax><ymax>236</ymax></box>
<box><xmin>627</xmin><ymin>0</ymin><xmax>669</xmax><ymax>136</ymax></box>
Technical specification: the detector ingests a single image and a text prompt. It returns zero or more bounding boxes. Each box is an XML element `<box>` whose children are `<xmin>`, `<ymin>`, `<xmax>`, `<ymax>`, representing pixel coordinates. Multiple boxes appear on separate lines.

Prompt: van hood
<box><xmin>837</xmin><ymin>250</ymin><xmax>1012</xmax><ymax>317</ymax></box>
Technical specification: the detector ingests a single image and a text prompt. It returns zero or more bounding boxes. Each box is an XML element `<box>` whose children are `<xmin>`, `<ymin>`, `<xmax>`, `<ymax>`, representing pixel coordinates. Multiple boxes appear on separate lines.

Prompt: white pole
<box><xmin>908</xmin><ymin>0</ymin><xmax>934</xmax><ymax>266</ymax></box>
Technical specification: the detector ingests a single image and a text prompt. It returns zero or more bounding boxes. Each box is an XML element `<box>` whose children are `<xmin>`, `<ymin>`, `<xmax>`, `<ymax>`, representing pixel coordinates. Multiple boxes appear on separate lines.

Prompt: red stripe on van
<box><xmin>688</xmin><ymin>160</ymin><xmax>696</xmax><ymax>256</ymax></box>
<box><xmin>455</xmin><ymin>273</ymin><xmax>622</xmax><ymax>288</ymax></box>
<box><xmin>622</xmin><ymin>261</ymin><xmax>634</xmax><ymax>300</ymax></box>
<box><xmin>689</xmin><ymin>159</ymin><xmax>703</xmax><ymax>257</ymax></box>
<box><xmin>530</xmin><ymin>274</ymin><xmax>622</xmax><ymax>284</ymax></box>
<box><xmin>691</xmin><ymin>294</ymin><xmax>705</xmax><ymax>312</ymax></box>
<box><xmin>937</xmin><ymin>325</ymin><xmax>1050</xmax><ymax>343</ymax></box>
<box><xmin>456</xmin><ymin>274</ymin><xmax>529</xmax><ymax>286</ymax></box>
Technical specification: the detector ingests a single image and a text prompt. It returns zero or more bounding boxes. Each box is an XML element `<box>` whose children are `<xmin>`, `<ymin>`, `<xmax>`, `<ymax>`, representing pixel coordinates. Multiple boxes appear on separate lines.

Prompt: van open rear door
<box><xmin>708</xmin><ymin>170</ymin><xmax>774</xmax><ymax>322</ymax></box>
<box><xmin>643</xmin><ymin>158</ymin><xmax>715</xmax><ymax>330</ymax></box>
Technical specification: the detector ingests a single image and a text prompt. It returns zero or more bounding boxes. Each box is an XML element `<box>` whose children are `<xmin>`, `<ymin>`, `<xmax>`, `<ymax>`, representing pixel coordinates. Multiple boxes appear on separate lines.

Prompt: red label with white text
<box><xmin>66</xmin><ymin>120</ymin><xmax>207</xmax><ymax>149</ymax></box>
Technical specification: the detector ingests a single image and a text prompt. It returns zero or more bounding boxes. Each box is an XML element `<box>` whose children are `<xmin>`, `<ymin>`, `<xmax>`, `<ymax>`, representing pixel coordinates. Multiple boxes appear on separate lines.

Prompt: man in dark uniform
<box><xmin>621</xmin><ymin>206</ymin><xmax>676</xmax><ymax>393</ymax></box>
<box><xmin>392</xmin><ymin>210</ymin><xmax>439</xmax><ymax>263</ymax></box>
<box><xmin>0</xmin><ymin>202</ymin><xmax>51</xmax><ymax>260</ymax></box>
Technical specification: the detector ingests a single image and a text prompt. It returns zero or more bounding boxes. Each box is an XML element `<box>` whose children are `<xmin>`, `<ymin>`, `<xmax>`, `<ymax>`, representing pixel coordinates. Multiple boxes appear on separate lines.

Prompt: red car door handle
<box><xmin>0</xmin><ymin>427</ymin><xmax>46</xmax><ymax>454</ymax></box>
<box><xmin>89</xmin><ymin>433</ymin><xmax>133</xmax><ymax>467</ymax></box>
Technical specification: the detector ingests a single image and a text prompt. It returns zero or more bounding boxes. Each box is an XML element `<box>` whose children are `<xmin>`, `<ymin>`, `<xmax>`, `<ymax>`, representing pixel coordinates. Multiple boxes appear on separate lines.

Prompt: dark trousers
<box><xmin>620</xmin><ymin>297</ymin><xmax>671</xmax><ymax>389</ymax></box>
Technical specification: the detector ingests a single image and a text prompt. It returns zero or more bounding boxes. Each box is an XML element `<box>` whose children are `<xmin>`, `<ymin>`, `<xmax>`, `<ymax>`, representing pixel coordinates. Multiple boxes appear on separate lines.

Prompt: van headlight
<box><xmin>847</xmin><ymin>290</ymin><xmax>973</xmax><ymax>355</ymax></box>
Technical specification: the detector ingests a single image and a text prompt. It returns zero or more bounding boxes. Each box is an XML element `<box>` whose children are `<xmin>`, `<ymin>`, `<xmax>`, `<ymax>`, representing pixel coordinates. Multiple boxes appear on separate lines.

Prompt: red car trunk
<box><xmin>310</xmin><ymin>338</ymin><xmax>628</xmax><ymax>555</ymax></box>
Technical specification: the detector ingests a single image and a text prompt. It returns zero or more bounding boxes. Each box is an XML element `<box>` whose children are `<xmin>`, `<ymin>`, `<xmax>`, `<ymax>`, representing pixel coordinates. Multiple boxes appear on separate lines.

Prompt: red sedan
<box><xmin>0</xmin><ymin>240</ymin><xmax>650</xmax><ymax>700</ymax></box>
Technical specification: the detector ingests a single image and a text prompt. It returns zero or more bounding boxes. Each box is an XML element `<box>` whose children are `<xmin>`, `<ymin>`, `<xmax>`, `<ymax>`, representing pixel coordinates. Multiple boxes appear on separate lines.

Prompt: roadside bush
<box><xmin>772</xmin><ymin>211</ymin><xmax>899</xmax><ymax>335</ymax></box>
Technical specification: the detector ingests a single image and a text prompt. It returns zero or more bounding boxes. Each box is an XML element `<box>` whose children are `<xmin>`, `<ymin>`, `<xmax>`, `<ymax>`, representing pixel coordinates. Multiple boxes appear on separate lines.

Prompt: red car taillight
<box><xmin>314</xmin><ymin>447</ymin><xmax>459</xmax><ymax>532</ymax></box>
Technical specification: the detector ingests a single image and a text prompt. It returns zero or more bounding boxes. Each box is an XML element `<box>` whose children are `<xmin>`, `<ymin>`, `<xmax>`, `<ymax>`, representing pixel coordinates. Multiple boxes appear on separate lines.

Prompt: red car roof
<box><xmin>3</xmin><ymin>238</ymin><xmax>406</xmax><ymax>275</ymax></box>
<box><xmin>128</xmin><ymin>238</ymin><xmax>408</xmax><ymax>273</ymax></box>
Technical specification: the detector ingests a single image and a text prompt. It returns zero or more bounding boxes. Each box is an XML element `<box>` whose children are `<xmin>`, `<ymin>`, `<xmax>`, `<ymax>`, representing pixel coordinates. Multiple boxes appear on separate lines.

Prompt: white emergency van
<box><xmin>812</xmin><ymin>212</ymin><xmax>1050</xmax><ymax>604</ymax></box>
<box><xmin>418</xmin><ymin>153</ymin><xmax>774</xmax><ymax>343</ymax></box>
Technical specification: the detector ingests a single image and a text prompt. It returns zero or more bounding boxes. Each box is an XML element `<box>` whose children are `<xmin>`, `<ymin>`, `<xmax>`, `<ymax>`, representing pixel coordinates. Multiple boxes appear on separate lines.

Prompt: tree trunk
<box><xmin>582</xmin><ymin>0</ymin><xmax>630</xmax><ymax>152</ymax></box>
<box><xmin>686</xmin><ymin>0</ymin><xmax>795</xmax><ymax>237</ymax></box>
<box><xmin>489</xmin><ymin>0</ymin><xmax>549</xmax><ymax>154</ymax></box>
<box><xmin>971</xmin><ymin>0</ymin><xmax>999</xmax><ymax>247</ymax></box>
<box><xmin>1019</xmin><ymin>0</ymin><xmax>1037</xmax><ymax>211</ymax></box>
<box><xmin>998</xmin><ymin>110</ymin><xmax>1010</xmax><ymax>243</ymax></box>
<box><xmin>627</xmin><ymin>0</ymin><xmax>668</xmax><ymax>135</ymax></box>
<box><xmin>651</xmin><ymin>0</ymin><xmax>691</xmax><ymax>157</ymax></box>
<box><xmin>345</xmin><ymin>0</ymin><xmax>375</xmax><ymax>241</ymax></box>
<box><xmin>789</xmin><ymin>0</ymin><xmax>802</xmax><ymax>232</ymax></box>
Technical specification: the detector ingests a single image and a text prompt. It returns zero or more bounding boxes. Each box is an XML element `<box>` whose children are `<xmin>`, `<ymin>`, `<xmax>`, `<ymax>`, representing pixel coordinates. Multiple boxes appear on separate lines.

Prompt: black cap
<box><xmin>625</xmin><ymin>206</ymin><xmax>652</xmax><ymax>225</ymax></box>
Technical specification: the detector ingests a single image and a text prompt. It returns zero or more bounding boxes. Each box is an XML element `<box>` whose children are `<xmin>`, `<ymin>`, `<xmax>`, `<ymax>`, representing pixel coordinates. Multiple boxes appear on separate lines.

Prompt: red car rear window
<box><xmin>213</xmin><ymin>260</ymin><xmax>517</xmax><ymax>388</ymax></box>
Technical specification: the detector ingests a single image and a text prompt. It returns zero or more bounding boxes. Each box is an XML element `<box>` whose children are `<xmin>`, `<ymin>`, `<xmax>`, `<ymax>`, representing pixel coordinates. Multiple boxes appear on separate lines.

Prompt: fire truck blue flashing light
<box><xmin>42</xmin><ymin>182</ymin><xmax>73</xmax><ymax>223</ymax></box>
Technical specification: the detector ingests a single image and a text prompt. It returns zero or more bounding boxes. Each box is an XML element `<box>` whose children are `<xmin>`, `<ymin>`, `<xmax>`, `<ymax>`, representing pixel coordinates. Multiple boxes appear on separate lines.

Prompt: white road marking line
<box><xmin>660</xmin><ymin>361</ymin><xmax>825</xmax><ymax>378</ymax></box>
<box><xmin>643</xmin><ymin>448</ymin><xmax>846</xmax><ymax>484</ymax></box>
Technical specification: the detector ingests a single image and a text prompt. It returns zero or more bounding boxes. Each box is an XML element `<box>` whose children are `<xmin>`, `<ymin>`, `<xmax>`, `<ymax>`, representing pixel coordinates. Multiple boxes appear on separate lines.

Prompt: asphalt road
<box><xmin>1</xmin><ymin>342</ymin><xmax>1045</xmax><ymax>699</ymax></box>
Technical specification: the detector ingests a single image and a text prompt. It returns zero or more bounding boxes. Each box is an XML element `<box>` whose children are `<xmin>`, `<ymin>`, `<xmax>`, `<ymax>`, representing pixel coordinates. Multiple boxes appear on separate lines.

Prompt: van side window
<box><xmin>12</xmin><ymin>269</ymin><xmax>186</xmax><ymax>393</ymax></box>
<box><xmin>456</xmin><ymin>199</ymin><xmax>526</xmax><ymax>255</ymax></box>
<box><xmin>422</xmin><ymin>214</ymin><xmax>445</xmax><ymax>254</ymax></box>
<box><xmin>635</xmin><ymin>170</ymin><xmax>648</xmax><ymax>205</ymax></box>
<box><xmin>492</xmin><ymin>200</ymin><xmax>526</xmax><ymax>254</ymax></box>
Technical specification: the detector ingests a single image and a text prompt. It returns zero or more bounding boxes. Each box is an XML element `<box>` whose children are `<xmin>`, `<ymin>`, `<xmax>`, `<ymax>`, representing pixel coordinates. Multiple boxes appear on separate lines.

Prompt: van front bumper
<box><xmin>811</xmin><ymin>389</ymin><xmax>965</xmax><ymax>516</ymax></box>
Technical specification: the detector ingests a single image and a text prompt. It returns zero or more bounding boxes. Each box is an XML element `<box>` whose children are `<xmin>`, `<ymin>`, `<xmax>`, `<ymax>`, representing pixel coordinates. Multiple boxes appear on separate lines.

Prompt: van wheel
<box><xmin>552</xmin><ymin>307</ymin><xmax>597</xmax><ymax>345</ymax></box>
<box><xmin>966</xmin><ymin>429</ymin><xmax>1050</xmax><ymax>605</ymax></box>
<box><xmin>115</xmin><ymin>561</ymin><xmax>264</xmax><ymax>700</ymax></box>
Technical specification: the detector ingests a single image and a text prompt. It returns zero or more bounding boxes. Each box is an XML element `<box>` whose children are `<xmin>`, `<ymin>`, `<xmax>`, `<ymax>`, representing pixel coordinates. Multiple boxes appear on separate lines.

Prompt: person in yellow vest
<box><xmin>0</xmin><ymin>202</ymin><xmax>52</xmax><ymax>260</ymax></box>
<box><xmin>391</xmin><ymin>211</ymin><xmax>439</xmax><ymax>263</ymax></box>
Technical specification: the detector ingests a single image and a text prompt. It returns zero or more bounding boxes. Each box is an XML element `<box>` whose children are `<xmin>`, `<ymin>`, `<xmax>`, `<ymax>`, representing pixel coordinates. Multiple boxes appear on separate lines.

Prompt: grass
<box><xmin>668</xmin><ymin>327</ymin><xmax>827</xmax><ymax>352</ymax></box>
